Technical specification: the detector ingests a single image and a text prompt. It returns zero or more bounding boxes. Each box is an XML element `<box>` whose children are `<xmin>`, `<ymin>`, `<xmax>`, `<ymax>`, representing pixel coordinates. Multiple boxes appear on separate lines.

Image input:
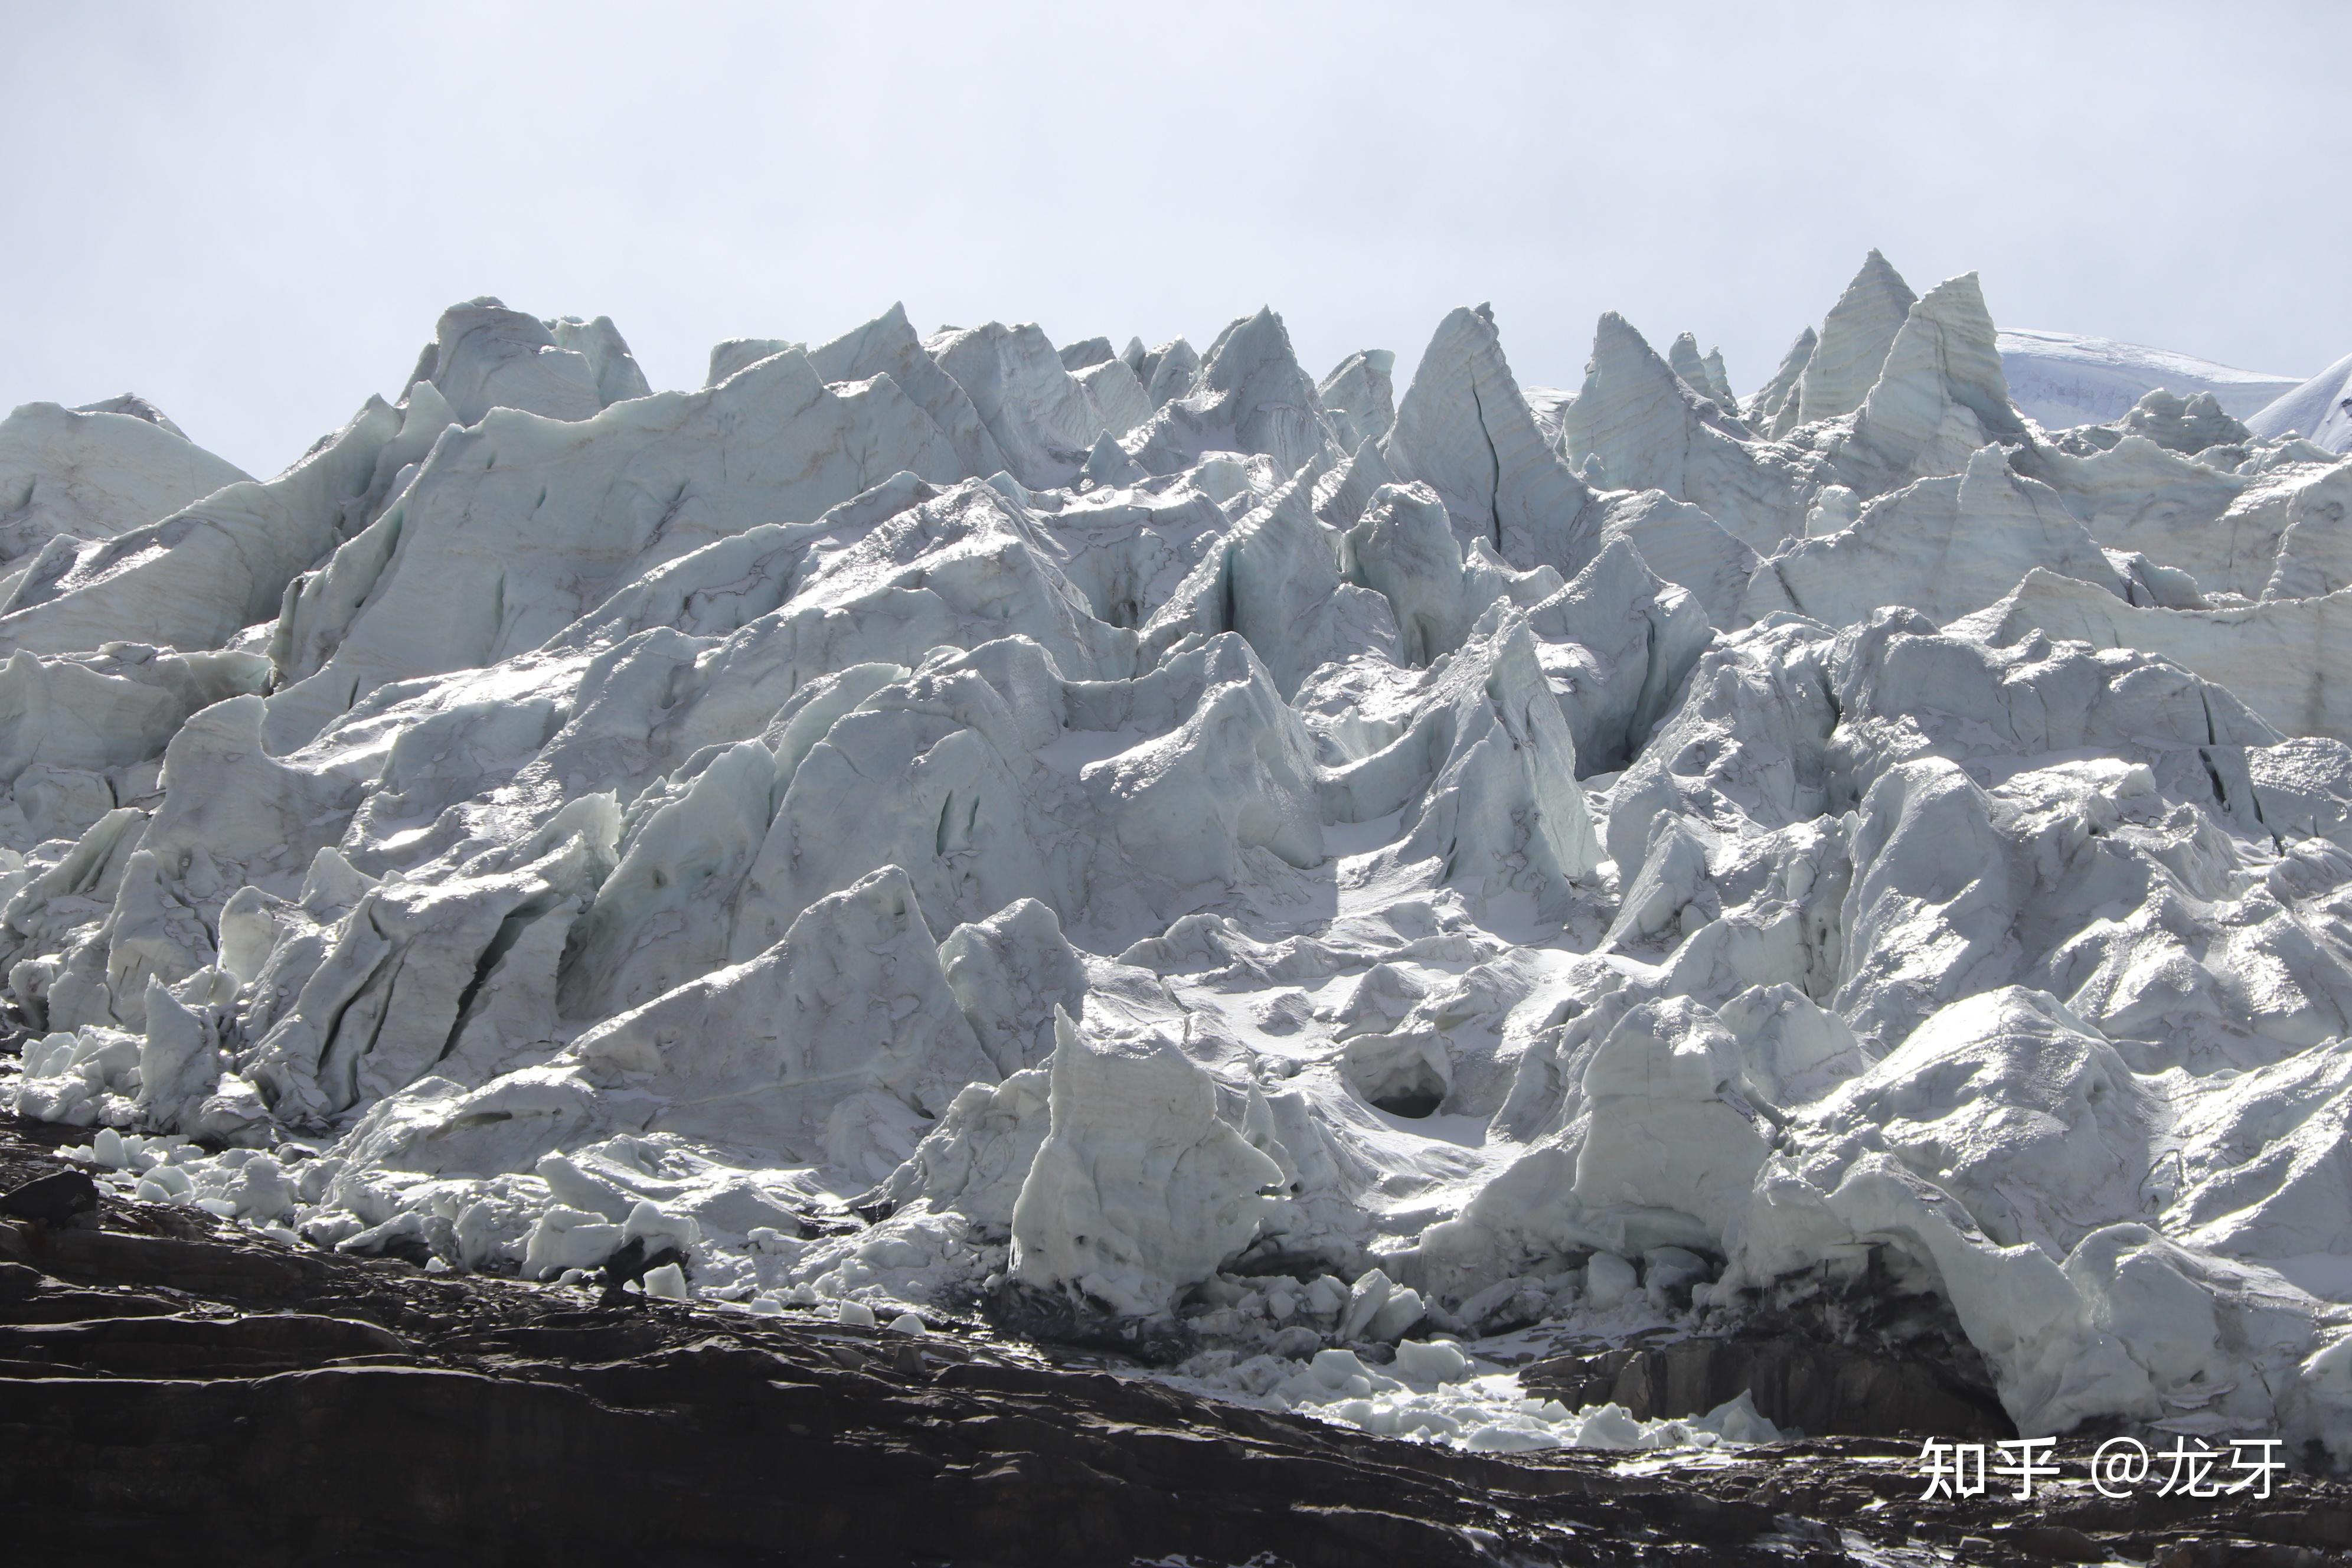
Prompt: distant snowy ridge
<box><xmin>1998</xmin><ymin>327</ymin><xmax>2302</xmax><ymax>430</ymax></box>
<box><xmin>2249</xmin><ymin>349</ymin><xmax>2352</xmax><ymax>455</ymax></box>
<box><xmin>5</xmin><ymin>267</ymin><xmax>2352</xmax><ymax>1463</ymax></box>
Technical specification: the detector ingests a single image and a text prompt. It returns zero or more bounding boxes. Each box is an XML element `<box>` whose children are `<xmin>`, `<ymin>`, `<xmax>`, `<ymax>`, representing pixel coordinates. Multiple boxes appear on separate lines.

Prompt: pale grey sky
<box><xmin>5</xmin><ymin>2</ymin><xmax>2345</xmax><ymax>475</ymax></box>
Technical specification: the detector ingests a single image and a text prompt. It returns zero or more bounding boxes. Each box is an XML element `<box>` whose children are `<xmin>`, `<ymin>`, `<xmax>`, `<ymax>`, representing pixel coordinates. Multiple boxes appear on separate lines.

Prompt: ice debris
<box><xmin>1167</xmin><ymin>1340</ymin><xmax>1782</xmax><ymax>1453</ymax></box>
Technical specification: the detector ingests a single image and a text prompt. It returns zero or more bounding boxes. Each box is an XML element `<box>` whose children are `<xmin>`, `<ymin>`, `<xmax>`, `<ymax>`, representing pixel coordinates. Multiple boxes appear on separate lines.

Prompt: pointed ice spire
<box><xmin>1667</xmin><ymin>334</ymin><xmax>1734</xmax><ymax>406</ymax></box>
<box><xmin>1749</xmin><ymin>326</ymin><xmax>1816</xmax><ymax>429</ymax></box>
<box><xmin>1701</xmin><ymin>347</ymin><xmax>1733</xmax><ymax>406</ymax></box>
<box><xmin>1789</xmin><ymin>250</ymin><xmax>1917</xmax><ymax>429</ymax></box>
<box><xmin>1317</xmin><ymin>348</ymin><xmax>1397</xmax><ymax>453</ymax></box>
<box><xmin>1121</xmin><ymin>307</ymin><xmax>1337</xmax><ymax>479</ymax></box>
<box><xmin>1079</xmin><ymin>429</ymin><xmax>1146</xmax><ymax>486</ymax></box>
<box><xmin>1668</xmin><ymin>332</ymin><xmax>1710</xmax><ymax>391</ymax></box>
<box><xmin>811</xmin><ymin>302</ymin><xmax>1009</xmax><ymax>481</ymax></box>
<box><xmin>1559</xmin><ymin>315</ymin><xmax>1819</xmax><ymax>553</ymax></box>
<box><xmin>1853</xmin><ymin>272</ymin><xmax>2028</xmax><ymax>478</ymax></box>
<box><xmin>1134</xmin><ymin>338</ymin><xmax>1201</xmax><ymax>408</ymax></box>
<box><xmin>1385</xmin><ymin>303</ymin><xmax>1593</xmax><ymax>569</ymax></box>
<box><xmin>1560</xmin><ymin>313</ymin><xmax>1750</xmax><ymax>476</ymax></box>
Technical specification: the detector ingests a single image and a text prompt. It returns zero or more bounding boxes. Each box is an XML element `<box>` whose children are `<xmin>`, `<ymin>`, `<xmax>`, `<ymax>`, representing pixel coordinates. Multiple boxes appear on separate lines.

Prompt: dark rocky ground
<box><xmin>1</xmin><ymin>1114</ymin><xmax>2346</xmax><ymax>1567</ymax></box>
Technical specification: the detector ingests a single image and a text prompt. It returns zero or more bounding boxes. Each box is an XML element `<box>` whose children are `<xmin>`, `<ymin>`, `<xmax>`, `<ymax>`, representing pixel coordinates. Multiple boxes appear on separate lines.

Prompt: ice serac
<box><xmin>1564</xmin><ymin>315</ymin><xmax>1749</xmax><ymax>451</ymax></box>
<box><xmin>1728</xmin><ymin>986</ymin><xmax>2347</xmax><ymax>1444</ymax></box>
<box><xmin>265</xmin><ymin>348</ymin><xmax>964</xmax><ymax>748</ymax></box>
<box><xmin>1073</xmin><ymin>357</ymin><xmax>1153</xmax><ymax>439</ymax></box>
<box><xmin>1122</xmin><ymin>308</ymin><xmax>1336</xmax><ymax>480</ymax></box>
<box><xmin>1583</xmin><ymin>489</ymin><xmax>1765</xmax><ymax>630</ymax></box>
<box><xmin>0</xmin><ymin>402</ymin><xmax>250</xmax><ymax>597</ymax></box>
<box><xmin>1783</xmin><ymin>249</ymin><xmax>1917</xmax><ymax>433</ymax></box>
<box><xmin>926</xmin><ymin>322</ymin><xmax>1107</xmax><ymax>489</ymax></box>
<box><xmin>2020</xmin><ymin>436</ymin><xmax>2288</xmax><ymax>599</ymax></box>
<box><xmin>810</xmin><ymin>303</ymin><xmax>1010</xmax><ymax>481</ymax></box>
<box><xmin>1604</xmin><ymin>618</ymin><xmax>1838</xmax><ymax>879</ymax></box>
<box><xmin>1746</xmin><ymin>327</ymin><xmax>1815</xmax><ymax>428</ymax></box>
<box><xmin>939</xmin><ymin>897</ymin><xmax>1087</xmax><ymax>1077</ymax></box>
<box><xmin>547</xmin><ymin>315</ymin><xmax>653</xmax><ymax>406</ymax></box>
<box><xmin>243</xmin><ymin>833</ymin><xmax>603</xmax><ymax>1123</ymax></box>
<box><xmin>1845</xmin><ymin>272</ymin><xmax>2030</xmax><ymax>486</ymax></box>
<box><xmin>555</xmin><ymin>739</ymin><xmax>777</xmax><ymax>1023</ymax></box>
<box><xmin>0</xmin><ymin>389</ymin><xmax>433</xmax><ymax>658</ymax></box>
<box><xmin>404</xmin><ymin>299</ymin><xmax>610</xmax><ymax>426</ymax></box>
<box><xmin>1417</xmin><ymin>991</ymin><xmax>1778</xmax><ymax>1298</ymax></box>
<box><xmin>1955</xmin><ymin>568</ymin><xmax>2352</xmax><ymax>742</ymax></box>
<box><xmin>716</xmin><ymin>606</ymin><xmax>1323</xmax><ymax>962</ymax></box>
<box><xmin>0</xmin><ymin>644</ymin><xmax>269</xmax><ymax>845</ymax></box>
<box><xmin>579</xmin><ymin>865</ymin><xmax>997</xmax><ymax>1169</ymax></box>
<box><xmin>1702</xmin><ymin>348</ymin><xmax>1733</xmax><ymax>407</ymax></box>
<box><xmin>1523</xmin><ymin>536</ymin><xmax>1710</xmax><ymax>776</ymax></box>
<box><xmin>2248</xmin><ymin>348</ymin><xmax>2352</xmax><ymax>455</ymax></box>
<box><xmin>1667</xmin><ymin>333</ymin><xmax>1734</xmax><ymax>405</ymax></box>
<box><xmin>1384</xmin><ymin>304</ymin><xmax>1596</xmax><ymax>570</ymax></box>
<box><xmin>866</xmin><ymin>1065</ymin><xmax>1051</xmax><ymax>1231</ymax></box>
<box><xmin>1139</xmin><ymin>463</ymin><xmax>1392</xmax><ymax>697</ymax></box>
<box><xmin>706</xmin><ymin>338</ymin><xmax>801</xmax><ymax>387</ymax></box>
<box><xmin>1065</xmin><ymin>631</ymin><xmax>1329</xmax><ymax>906</ymax></box>
<box><xmin>1562</xmin><ymin>996</ymin><xmax>1769</xmax><ymax>1236</ymax></box>
<box><xmin>14</xmin><ymin>691</ymin><xmax>378</xmax><ymax>1035</ymax></box>
<box><xmin>69</xmin><ymin>394</ymin><xmax>187</xmax><ymax>439</ymax></box>
<box><xmin>1559</xmin><ymin>313</ymin><xmax>1808</xmax><ymax>553</ymax></box>
<box><xmin>1339</xmin><ymin>482</ymin><xmax>1494</xmax><ymax>667</ymax></box>
<box><xmin>1010</xmin><ymin>1010</ymin><xmax>1283</xmax><ymax>1317</ymax></box>
<box><xmin>1317</xmin><ymin>349</ymin><xmax>1396</xmax><ymax>454</ymax></box>
<box><xmin>2265</xmin><ymin>461</ymin><xmax>2352</xmax><ymax>599</ymax></box>
<box><xmin>1319</xmin><ymin>605</ymin><xmax>1602</xmax><ymax>913</ymax></box>
<box><xmin>2108</xmin><ymin>388</ymin><xmax>2252</xmax><ymax>456</ymax></box>
<box><xmin>1750</xmin><ymin>444</ymin><xmax>2131</xmax><ymax>627</ymax></box>
<box><xmin>1129</xmin><ymin>338</ymin><xmax>1202</xmax><ymax>410</ymax></box>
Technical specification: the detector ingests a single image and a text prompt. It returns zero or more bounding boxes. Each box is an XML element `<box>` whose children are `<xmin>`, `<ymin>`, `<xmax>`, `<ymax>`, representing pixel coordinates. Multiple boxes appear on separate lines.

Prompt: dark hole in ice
<box><xmin>1369</xmin><ymin>1087</ymin><xmax>1446</xmax><ymax>1119</ymax></box>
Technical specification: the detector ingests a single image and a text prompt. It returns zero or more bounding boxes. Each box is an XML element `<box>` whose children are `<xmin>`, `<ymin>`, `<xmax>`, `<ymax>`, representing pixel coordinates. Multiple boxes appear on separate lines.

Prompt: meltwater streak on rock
<box><xmin>3</xmin><ymin>262</ymin><xmax>2352</xmax><ymax>1484</ymax></box>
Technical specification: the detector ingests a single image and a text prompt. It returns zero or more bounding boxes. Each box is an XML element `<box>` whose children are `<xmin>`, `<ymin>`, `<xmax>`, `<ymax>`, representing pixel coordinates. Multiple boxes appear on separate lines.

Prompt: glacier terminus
<box><xmin>7</xmin><ymin>259</ymin><xmax>2352</xmax><ymax>1467</ymax></box>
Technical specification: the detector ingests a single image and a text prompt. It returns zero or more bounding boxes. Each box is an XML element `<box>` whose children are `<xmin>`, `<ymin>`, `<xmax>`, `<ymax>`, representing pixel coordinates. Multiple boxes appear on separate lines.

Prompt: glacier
<box><xmin>2250</xmin><ymin>350</ymin><xmax>2352</xmax><ymax>457</ymax></box>
<box><xmin>5</xmin><ymin>258</ymin><xmax>2351</xmax><ymax>1464</ymax></box>
<box><xmin>1998</xmin><ymin>328</ymin><xmax>2305</xmax><ymax>433</ymax></box>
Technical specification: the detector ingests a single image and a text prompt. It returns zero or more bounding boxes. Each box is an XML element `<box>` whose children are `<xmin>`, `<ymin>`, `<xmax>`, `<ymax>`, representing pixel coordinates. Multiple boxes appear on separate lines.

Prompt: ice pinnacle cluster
<box><xmin>5</xmin><ymin>270</ymin><xmax>2352</xmax><ymax>1457</ymax></box>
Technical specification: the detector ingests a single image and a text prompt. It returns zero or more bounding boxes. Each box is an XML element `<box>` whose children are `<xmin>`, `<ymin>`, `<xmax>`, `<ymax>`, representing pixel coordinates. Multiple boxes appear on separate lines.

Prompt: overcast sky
<box><xmin>5</xmin><ymin>2</ymin><xmax>2346</xmax><ymax>475</ymax></box>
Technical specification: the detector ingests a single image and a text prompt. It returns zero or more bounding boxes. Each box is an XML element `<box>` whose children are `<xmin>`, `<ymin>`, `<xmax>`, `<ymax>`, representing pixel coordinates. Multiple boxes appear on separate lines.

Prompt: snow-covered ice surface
<box><xmin>7</xmin><ymin>267</ymin><xmax>2352</xmax><ymax>1464</ymax></box>
<box><xmin>1997</xmin><ymin>328</ymin><xmax>2304</xmax><ymax>432</ymax></box>
<box><xmin>2249</xmin><ymin>350</ymin><xmax>2352</xmax><ymax>456</ymax></box>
